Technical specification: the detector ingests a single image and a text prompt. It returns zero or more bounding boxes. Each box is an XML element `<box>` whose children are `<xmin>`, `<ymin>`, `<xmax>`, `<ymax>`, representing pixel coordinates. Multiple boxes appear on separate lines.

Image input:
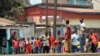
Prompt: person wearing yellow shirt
<box><xmin>97</xmin><ymin>41</ymin><xmax>100</xmax><ymax>52</ymax></box>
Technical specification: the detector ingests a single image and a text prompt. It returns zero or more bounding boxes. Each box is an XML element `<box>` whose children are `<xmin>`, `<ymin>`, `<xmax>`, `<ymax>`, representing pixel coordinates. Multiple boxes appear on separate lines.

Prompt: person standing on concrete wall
<box><xmin>19</xmin><ymin>38</ymin><xmax>25</xmax><ymax>54</ymax></box>
<box><xmin>89</xmin><ymin>30</ymin><xmax>98</xmax><ymax>53</ymax></box>
<box><xmin>71</xmin><ymin>30</ymin><xmax>79</xmax><ymax>53</ymax></box>
<box><xmin>34</xmin><ymin>37</ymin><xmax>40</xmax><ymax>53</ymax></box>
<box><xmin>12</xmin><ymin>37</ymin><xmax>19</xmax><ymax>54</ymax></box>
<box><xmin>64</xmin><ymin>20</ymin><xmax>71</xmax><ymax>53</ymax></box>
<box><xmin>49</xmin><ymin>32</ymin><xmax>55</xmax><ymax>53</ymax></box>
<box><xmin>25</xmin><ymin>38</ymin><xmax>32</xmax><ymax>54</ymax></box>
<box><xmin>79</xmin><ymin>18</ymin><xmax>86</xmax><ymax>53</ymax></box>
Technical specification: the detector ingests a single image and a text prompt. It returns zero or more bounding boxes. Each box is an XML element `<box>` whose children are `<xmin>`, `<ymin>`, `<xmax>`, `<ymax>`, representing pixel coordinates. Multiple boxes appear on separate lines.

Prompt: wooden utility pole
<box><xmin>53</xmin><ymin>0</ymin><xmax>57</xmax><ymax>38</ymax></box>
<box><xmin>46</xmin><ymin>0</ymin><xmax>48</xmax><ymax>33</ymax></box>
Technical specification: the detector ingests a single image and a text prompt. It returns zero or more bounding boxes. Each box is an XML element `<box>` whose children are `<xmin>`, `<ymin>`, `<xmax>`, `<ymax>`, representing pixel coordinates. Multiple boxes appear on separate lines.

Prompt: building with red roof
<box><xmin>23</xmin><ymin>0</ymin><xmax>100</xmax><ymax>36</ymax></box>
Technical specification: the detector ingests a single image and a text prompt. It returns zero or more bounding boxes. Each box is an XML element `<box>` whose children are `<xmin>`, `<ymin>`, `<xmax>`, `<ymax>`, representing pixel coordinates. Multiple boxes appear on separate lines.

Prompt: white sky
<box><xmin>30</xmin><ymin>0</ymin><xmax>42</xmax><ymax>5</ymax></box>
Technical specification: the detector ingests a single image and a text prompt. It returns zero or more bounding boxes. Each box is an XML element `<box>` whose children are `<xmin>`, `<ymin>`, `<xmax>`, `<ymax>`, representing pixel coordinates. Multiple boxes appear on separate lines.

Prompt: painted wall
<box><xmin>0</xmin><ymin>27</ymin><xmax>20</xmax><ymax>40</ymax></box>
<box><xmin>92</xmin><ymin>0</ymin><xmax>100</xmax><ymax>10</ymax></box>
<box><xmin>69</xmin><ymin>18</ymin><xmax>100</xmax><ymax>28</ymax></box>
<box><xmin>0</xmin><ymin>27</ymin><xmax>23</xmax><ymax>54</ymax></box>
<box><xmin>0</xmin><ymin>25</ymin><xmax>34</xmax><ymax>39</ymax></box>
<box><xmin>22</xmin><ymin>24</ymin><xmax>34</xmax><ymax>39</ymax></box>
<box><xmin>27</xmin><ymin>15</ymin><xmax>100</xmax><ymax>28</ymax></box>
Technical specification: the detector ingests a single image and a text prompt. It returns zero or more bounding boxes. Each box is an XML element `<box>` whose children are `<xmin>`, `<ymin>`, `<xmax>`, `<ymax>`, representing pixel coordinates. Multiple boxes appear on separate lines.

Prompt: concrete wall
<box><xmin>68</xmin><ymin>19</ymin><xmax>100</xmax><ymax>28</ymax></box>
<box><xmin>0</xmin><ymin>25</ymin><xmax>34</xmax><ymax>40</ymax></box>
<box><xmin>92</xmin><ymin>0</ymin><xmax>100</xmax><ymax>10</ymax></box>
<box><xmin>22</xmin><ymin>24</ymin><xmax>34</xmax><ymax>39</ymax></box>
<box><xmin>0</xmin><ymin>27</ymin><xmax>23</xmax><ymax>40</ymax></box>
<box><xmin>32</xmin><ymin>16</ymin><xmax>100</xmax><ymax>28</ymax></box>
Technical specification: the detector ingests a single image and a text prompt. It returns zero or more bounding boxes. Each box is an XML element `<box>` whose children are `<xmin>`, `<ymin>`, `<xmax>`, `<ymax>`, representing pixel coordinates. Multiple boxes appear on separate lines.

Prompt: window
<box><xmin>67</xmin><ymin>0</ymin><xmax>88</xmax><ymax>5</ymax></box>
<box><xmin>67</xmin><ymin>0</ymin><xmax>74</xmax><ymax>4</ymax></box>
<box><xmin>76</xmin><ymin>0</ymin><xmax>87</xmax><ymax>5</ymax></box>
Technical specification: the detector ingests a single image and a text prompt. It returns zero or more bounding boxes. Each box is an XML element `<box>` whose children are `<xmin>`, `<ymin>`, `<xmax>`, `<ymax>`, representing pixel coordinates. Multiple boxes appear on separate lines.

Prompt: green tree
<box><xmin>0</xmin><ymin>0</ymin><xmax>24</xmax><ymax>22</ymax></box>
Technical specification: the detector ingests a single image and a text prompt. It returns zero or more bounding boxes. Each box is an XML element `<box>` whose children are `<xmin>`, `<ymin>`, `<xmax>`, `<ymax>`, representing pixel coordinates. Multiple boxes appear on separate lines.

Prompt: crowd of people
<box><xmin>1</xmin><ymin>19</ymin><xmax>100</xmax><ymax>54</ymax></box>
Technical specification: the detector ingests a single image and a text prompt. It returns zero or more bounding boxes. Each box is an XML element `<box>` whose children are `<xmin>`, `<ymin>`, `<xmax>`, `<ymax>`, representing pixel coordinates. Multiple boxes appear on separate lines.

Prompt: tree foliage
<box><xmin>0</xmin><ymin>0</ymin><xmax>24</xmax><ymax>21</ymax></box>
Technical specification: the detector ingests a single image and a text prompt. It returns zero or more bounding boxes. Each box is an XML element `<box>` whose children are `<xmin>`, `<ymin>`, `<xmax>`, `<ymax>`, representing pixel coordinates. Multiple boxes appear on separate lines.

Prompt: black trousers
<box><xmin>43</xmin><ymin>46</ymin><xmax>50</xmax><ymax>53</ymax></box>
<box><xmin>91</xmin><ymin>43</ymin><xmax>97</xmax><ymax>53</ymax></box>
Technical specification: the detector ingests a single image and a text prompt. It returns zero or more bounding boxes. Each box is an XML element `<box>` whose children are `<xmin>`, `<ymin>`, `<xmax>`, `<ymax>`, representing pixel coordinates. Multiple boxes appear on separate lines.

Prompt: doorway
<box><xmin>0</xmin><ymin>29</ymin><xmax>6</xmax><ymax>54</ymax></box>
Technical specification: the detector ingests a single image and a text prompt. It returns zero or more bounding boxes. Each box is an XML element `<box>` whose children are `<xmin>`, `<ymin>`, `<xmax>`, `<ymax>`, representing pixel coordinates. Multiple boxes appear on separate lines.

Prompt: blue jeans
<box><xmin>57</xmin><ymin>44</ymin><xmax>62</xmax><ymax>53</ymax></box>
<box><xmin>79</xmin><ymin>34</ymin><xmax>85</xmax><ymax>53</ymax></box>
<box><xmin>71</xmin><ymin>45</ymin><xmax>78</xmax><ymax>53</ymax></box>
<box><xmin>34</xmin><ymin>47</ymin><xmax>39</xmax><ymax>53</ymax></box>
<box><xmin>80</xmin><ymin>42</ymin><xmax>85</xmax><ymax>52</ymax></box>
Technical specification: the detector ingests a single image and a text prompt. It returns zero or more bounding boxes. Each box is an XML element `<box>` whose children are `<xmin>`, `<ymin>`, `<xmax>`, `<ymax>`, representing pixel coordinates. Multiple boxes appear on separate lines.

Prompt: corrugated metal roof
<box><xmin>0</xmin><ymin>18</ymin><xmax>15</xmax><ymax>26</ymax></box>
<box><xmin>58</xmin><ymin>7</ymin><xmax>100</xmax><ymax>14</ymax></box>
<box><xmin>39</xmin><ymin>6</ymin><xmax>100</xmax><ymax>14</ymax></box>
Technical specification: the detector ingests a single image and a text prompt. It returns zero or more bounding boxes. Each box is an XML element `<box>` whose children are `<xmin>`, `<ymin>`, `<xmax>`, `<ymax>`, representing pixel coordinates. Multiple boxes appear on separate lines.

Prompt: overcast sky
<box><xmin>30</xmin><ymin>0</ymin><xmax>42</xmax><ymax>5</ymax></box>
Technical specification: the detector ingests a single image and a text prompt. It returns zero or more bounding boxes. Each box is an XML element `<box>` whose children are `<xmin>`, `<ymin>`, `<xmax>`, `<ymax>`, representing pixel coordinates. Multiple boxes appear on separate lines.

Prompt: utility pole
<box><xmin>46</xmin><ymin>0</ymin><xmax>48</xmax><ymax>33</ymax></box>
<box><xmin>53</xmin><ymin>0</ymin><xmax>57</xmax><ymax>38</ymax></box>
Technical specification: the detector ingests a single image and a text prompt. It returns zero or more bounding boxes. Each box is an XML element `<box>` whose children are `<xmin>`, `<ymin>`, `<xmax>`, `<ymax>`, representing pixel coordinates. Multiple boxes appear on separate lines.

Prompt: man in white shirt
<box><xmin>79</xmin><ymin>18</ymin><xmax>86</xmax><ymax>53</ymax></box>
<box><xmin>80</xmin><ymin>18</ymin><xmax>85</xmax><ymax>31</ymax></box>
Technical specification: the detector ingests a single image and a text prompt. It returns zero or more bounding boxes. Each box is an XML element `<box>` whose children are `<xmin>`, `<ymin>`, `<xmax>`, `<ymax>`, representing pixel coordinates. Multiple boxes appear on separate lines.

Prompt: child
<box><xmin>85</xmin><ymin>34</ymin><xmax>92</xmax><ymax>52</ymax></box>
<box><xmin>25</xmin><ymin>38</ymin><xmax>31</xmax><ymax>54</ymax></box>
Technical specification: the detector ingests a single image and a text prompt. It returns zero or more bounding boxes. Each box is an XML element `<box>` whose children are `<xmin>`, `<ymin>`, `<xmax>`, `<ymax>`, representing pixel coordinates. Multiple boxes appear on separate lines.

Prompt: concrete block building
<box><xmin>24</xmin><ymin>0</ymin><xmax>100</xmax><ymax>37</ymax></box>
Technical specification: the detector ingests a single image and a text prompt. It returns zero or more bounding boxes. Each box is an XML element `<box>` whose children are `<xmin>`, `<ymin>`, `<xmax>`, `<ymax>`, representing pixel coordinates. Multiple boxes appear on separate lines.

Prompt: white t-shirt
<box><xmin>80</xmin><ymin>23</ymin><xmax>85</xmax><ymax>28</ymax></box>
<box><xmin>71</xmin><ymin>33</ymin><xmax>79</xmax><ymax>45</ymax></box>
<box><xmin>80</xmin><ymin>23</ymin><xmax>85</xmax><ymax>31</ymax></box>
<box><xmin>43</xmin><ymin>40</ymin><xmax>49</xmax><ymax>46</ymax></box>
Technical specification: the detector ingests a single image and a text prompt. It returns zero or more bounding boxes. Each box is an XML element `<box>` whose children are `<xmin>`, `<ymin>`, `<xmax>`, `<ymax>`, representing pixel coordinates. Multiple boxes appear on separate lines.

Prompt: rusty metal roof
<box><xmin>39</xmin><ymin>6</ymin><xmax>100</xmax><ymax>14</ymax></box>
<box><xmin>0</xmin><ymin>18</ymin><xmax>15</xmax><ymax>26</ymax></box>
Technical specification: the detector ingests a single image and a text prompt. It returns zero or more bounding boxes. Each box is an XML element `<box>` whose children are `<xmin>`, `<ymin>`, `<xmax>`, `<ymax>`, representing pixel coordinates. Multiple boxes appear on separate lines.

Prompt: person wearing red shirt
<box><xmin>89</xmin><ymin>30</ymin><xmax>98</xmax><ymax>53</ymax></box>
<box><xmin>64</xmin><ymin>20</ymin><xmax>71</xmax><ymax>52</ymax></box>
<box><xmin>34</xmin><ymin>38</ymin><xmax>40</xmax><ymax>53</ymax></box>
<box><xmin>49</xmin><ymin>32</ymin><xmax>55</xmax><ymax>53</ymax></box>
<box><xmin>12</xmin><ymin>38</ymin><xmax>19</xmax><ymax>54</ymax></box>
<box><xmin>25</xmin><ymin>38</ymin><xmax>32</xmax><ymax>54</ymax></box>
<box><xmin>49</xmin><ymin>35</ymin><xmax>55</xmax><ymax>47</ymax></box>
